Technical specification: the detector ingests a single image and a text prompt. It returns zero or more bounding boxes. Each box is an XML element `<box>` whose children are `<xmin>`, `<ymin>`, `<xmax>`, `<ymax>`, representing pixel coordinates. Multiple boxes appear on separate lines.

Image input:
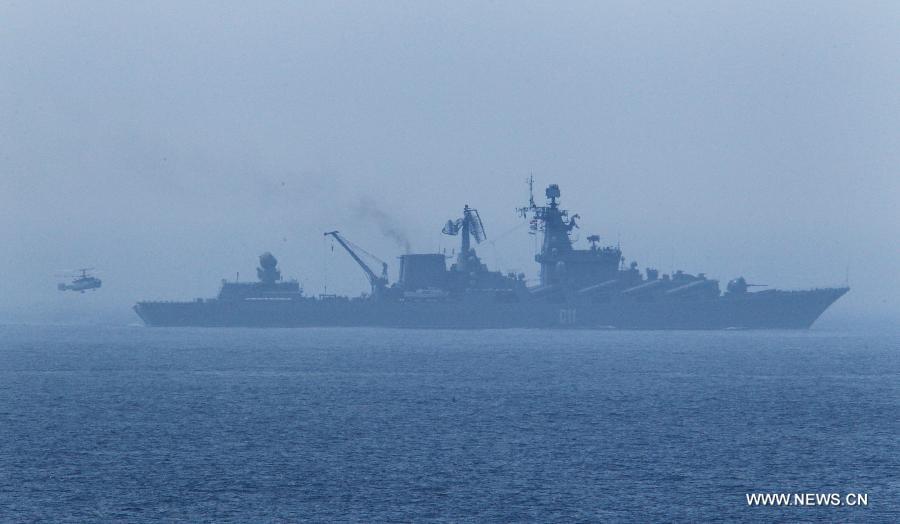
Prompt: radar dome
<box><xmin>546</xmin><ymin>184</ymin><xmax>561</xmax><ymax>199</ymax></box>
<box><xmin>257</xmin><ymin>252</ymin><xmax>281</xmax><ymax>284</ymax></box>
<box><xmin>259</xmin><ymin>252</ymin><xmax>278</xmax><ymax>269</ymax></box>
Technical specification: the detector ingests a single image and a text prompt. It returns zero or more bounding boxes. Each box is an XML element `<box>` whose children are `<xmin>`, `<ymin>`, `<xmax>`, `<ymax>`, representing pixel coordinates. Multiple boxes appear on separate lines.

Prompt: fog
<box><xmin>2</xmin><ymin>1</ymin><xmax>897</xmax><ymax>326</ymax></box>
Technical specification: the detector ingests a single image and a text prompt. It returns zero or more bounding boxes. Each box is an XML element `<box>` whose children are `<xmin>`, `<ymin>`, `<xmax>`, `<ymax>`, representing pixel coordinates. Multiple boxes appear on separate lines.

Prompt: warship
<box><xmin>134</xmin><ymin>181</ymin><xmax>848</xmax><ymax>329</ymax></box>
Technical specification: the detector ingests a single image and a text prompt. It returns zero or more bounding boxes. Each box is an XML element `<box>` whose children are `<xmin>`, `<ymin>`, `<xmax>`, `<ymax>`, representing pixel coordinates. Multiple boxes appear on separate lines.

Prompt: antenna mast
<box><xmin>527</xmin><ymin>174</ymin><xmax>535</xmax><ymax>209</ymax></box>
<box><xmin>518</xmin><ymin>175</ymin><xmax>537</xmax><ymax>218</ymax></box>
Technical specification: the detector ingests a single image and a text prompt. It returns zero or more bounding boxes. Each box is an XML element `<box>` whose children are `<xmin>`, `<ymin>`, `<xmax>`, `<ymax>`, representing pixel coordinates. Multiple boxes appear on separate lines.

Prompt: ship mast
<box><xmin>518</xmin><ymin>178</ymin><xmax>580</xmax><ymax>286</ymax></box>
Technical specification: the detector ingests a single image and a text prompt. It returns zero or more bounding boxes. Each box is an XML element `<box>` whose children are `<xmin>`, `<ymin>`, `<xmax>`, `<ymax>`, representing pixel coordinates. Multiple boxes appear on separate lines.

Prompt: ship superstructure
<box><xmin>517</xmin><ymin>179</ymin><xmax>720</xmax><ymax>303</ymax></box>
<box><xmin>218</xmin><ymin>252</ymin><xmax>303</xmax><ymax>300</ymax></box>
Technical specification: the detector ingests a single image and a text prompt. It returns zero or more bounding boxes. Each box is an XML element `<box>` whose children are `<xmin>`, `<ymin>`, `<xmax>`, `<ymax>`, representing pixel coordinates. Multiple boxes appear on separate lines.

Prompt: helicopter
<box><xmin>57</xmin><ymin>268</ymin><xmax>102</xmax><ymax>293</ymax></box>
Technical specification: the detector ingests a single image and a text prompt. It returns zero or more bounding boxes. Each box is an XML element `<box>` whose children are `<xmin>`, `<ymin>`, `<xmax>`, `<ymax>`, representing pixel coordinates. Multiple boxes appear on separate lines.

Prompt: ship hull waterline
<box><xmin>134</xmin><ymin>287</ymin><xmax>848</xmax><ymax>330</ymax></box>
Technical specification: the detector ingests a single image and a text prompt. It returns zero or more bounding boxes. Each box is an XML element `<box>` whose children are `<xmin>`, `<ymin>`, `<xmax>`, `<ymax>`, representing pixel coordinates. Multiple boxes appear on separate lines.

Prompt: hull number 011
<box><xmin>559</xmin><ymin>308</ymin><xmax>577</xmax><ymax>325</ymax></box>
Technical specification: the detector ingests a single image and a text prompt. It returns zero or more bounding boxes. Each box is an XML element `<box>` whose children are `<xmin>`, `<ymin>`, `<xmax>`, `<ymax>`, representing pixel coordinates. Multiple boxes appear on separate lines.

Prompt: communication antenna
<box><xmin>518</xmin><ymin>174</ymin><xmax>537</xmax><ymax>218</ymax></box>
<box><xmin>527</xmin><ymin>174</ymin><xmax>535</xmax><ymax>209</ymax></box>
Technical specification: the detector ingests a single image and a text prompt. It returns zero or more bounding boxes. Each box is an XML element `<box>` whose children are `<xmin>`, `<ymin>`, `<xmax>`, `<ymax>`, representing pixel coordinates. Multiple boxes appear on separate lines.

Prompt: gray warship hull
<box><xmin>135</xmin><ymin>183</ymin><xmax>850</xmax><ymax>330</ymax></box>
<box><xmin>134</xmin><ymin>287</ymin><xmax>847</xmax><ymax>329</ymax></box>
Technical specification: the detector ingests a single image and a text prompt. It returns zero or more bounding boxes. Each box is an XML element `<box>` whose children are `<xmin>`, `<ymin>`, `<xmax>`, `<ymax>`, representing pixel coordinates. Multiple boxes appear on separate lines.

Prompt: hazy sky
<box><xmin>2</xmin><ymin>1</ymin><xmax>898</xmax><ymax>325</ymax></box>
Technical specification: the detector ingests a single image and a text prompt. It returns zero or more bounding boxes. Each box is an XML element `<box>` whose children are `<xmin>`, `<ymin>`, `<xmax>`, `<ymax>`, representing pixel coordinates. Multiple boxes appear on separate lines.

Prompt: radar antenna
<box><xmin>442</xmin><ymin>204</ymin><xmax>489</xmax><ymax>272</ymax></box>
<box><xmin>443</xmin><ymin>206</ymin><xmax>485</xmax><ymax>242</ymax></box>
<box><xmin>466</xmin><ymin>207</ymin><xmax>486</xmax><ymax>243</ymax></box>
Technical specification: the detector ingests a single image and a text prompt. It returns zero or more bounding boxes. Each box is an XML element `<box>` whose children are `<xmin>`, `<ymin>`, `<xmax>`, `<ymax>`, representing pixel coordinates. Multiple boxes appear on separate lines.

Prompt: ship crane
<box><xmin>324</xmin><ymin>231</ymin><xmax>389</xmax><ymax>297</ymax></box>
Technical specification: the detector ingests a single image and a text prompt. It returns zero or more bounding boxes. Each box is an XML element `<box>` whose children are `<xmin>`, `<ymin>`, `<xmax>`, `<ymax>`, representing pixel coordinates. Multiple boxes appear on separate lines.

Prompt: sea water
<box><xmin>1</xmin><ymin>325</ymin><xmax>897</xmax><ymax>521</ymax></box>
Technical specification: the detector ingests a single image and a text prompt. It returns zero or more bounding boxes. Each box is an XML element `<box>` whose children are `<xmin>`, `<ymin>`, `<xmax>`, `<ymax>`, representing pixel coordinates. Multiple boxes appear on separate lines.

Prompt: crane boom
<box><xmin>324</xmin><ymin>231</ymin><xmax>388</xmax><ymax>296</ymax></box>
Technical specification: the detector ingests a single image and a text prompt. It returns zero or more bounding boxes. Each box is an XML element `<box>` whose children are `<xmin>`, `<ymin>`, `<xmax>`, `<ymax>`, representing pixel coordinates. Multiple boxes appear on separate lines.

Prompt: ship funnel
<box><xmin>399</xmin><ymin>254</ymin><xmax>447</xmax><ymax>291</ymax></box>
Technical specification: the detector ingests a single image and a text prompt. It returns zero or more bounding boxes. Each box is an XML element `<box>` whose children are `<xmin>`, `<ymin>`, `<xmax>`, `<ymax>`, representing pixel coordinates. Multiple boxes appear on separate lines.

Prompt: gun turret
<box><xmin>726</xmin><ymin>277</ymin><xmax>767</xmax><ymax>295</ymax></box>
